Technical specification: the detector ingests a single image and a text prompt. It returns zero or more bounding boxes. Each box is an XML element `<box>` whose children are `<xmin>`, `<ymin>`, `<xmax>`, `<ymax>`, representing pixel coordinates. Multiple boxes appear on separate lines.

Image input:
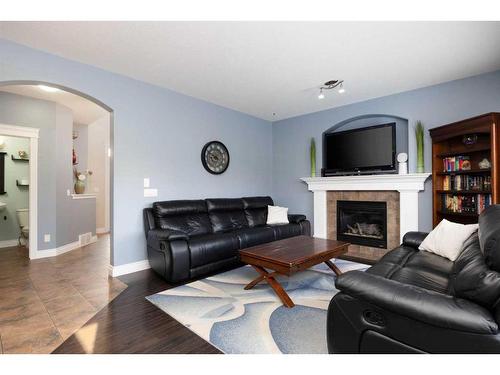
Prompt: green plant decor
<box><xmin>310</xmin><ymin>137</ymin><xmax>316</xmax><ymax>177</ymax></box>
<box><xmin>415</xmin><ymin>121</ymin><xmax>425</xmax><ymax>173</ymax></box>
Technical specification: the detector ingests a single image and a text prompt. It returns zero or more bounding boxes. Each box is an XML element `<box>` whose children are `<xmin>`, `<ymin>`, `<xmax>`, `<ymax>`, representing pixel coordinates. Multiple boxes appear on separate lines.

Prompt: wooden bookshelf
<box><xmin>429</xmin><ymin>113</ymin><xmax>500</xmax><ymax>227</ymax></box>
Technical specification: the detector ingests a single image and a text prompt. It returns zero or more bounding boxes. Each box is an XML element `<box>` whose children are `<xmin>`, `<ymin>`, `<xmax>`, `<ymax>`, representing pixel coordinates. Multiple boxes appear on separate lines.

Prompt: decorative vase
<box><xmin>310</xmin><ymin>137</ymin><xmax>316</xmax><ymax>177</ymax></box>
<box><xmin>74</xmin><ymin>180</ymin><xmax>85</xmax><ymax>194</ymax></box>
<box><xmin>415</xmin><ymin>121</ymin><xmax>425</xmax><ymax>173</ymax></box>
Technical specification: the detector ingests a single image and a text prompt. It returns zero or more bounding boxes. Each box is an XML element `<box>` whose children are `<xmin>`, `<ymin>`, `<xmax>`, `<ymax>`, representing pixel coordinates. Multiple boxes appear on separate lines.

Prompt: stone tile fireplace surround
<box><xmin>301</xmin><ymin>174</ymin><xmax>431</xmax><ymax>263</ymax></box>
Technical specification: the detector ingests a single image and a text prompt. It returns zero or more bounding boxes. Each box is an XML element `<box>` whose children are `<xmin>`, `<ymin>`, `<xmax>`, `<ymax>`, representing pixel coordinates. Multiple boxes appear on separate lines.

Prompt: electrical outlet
<box><xmin>67</xmin><ymin>189</ymin><xmax>71</xmax><ymax>196</ymax></box>
<box><xmin>144</xmin><ymin>178</ymin><xmax>150</xmax><ymax>188</ymax></box>
<box><xmin>44</xmin><ymin>234</ymin><xmax>51</xmax><ymax>243</ymax></box>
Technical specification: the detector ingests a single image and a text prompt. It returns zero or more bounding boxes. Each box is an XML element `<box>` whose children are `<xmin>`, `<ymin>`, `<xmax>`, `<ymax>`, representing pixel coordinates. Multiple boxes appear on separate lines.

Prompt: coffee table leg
<box><xmin>325</xmin><ymin>260</ymin><xmax>342</xmax><ymax>276</ymax></box>
<box><xmin>246</xmin><ymin>265</ymin><xmax>295</xmax><ymax>308</ymax></box>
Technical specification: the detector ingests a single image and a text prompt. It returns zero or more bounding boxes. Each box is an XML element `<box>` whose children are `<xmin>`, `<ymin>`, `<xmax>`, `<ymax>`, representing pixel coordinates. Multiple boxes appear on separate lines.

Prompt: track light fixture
<box><xmin>317</xmin><ymin>80</ymin><xmax>345</xmax><ymax>99</ymax></box>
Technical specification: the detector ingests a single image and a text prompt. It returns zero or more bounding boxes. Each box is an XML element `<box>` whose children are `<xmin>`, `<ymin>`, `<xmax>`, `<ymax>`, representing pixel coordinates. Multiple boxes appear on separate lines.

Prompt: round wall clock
<box><xmin>201</xmin><ymin>141</ymin><xmax>230</xmax><ymax>174</ymax></box>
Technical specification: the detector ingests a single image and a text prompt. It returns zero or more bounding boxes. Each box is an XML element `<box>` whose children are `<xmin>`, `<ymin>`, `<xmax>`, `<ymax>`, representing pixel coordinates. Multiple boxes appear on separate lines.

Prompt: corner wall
<box><xmin>272</xmin><ymin>70</ymin><xmax>500</xmax><ymax>233</ymax></box>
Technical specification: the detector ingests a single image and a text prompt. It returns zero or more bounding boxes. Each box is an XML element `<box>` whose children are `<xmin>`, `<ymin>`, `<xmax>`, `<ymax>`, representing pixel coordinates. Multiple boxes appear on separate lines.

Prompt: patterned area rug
<box><xmin>146</xmin><ymin>260</ymin><xmax>367</xmax><ymax>354</ymax></box>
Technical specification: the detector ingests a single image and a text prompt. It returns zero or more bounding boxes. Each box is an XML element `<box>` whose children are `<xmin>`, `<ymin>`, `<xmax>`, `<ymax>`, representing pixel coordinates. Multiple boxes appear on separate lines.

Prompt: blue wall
<box><xmin>0</xmin><ymin>39</ymin><xmax>273</xmax><ymax>265</ymax></box>
<box><xmin>272</xmin><ymin>70</ymin><xmax>500</xmax><ymax>232</ymax></box>
<box><xmin>2</xmin><ymin>37</ymin><xmax>499</xmax><ymax>265</ymax></box>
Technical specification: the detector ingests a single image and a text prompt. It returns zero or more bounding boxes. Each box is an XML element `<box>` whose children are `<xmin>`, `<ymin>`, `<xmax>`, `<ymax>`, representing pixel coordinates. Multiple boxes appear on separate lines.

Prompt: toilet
<box><xmin>16</xmin><ymin>208</ymin><xmax>29</xmax><ymax>247</ymax></box>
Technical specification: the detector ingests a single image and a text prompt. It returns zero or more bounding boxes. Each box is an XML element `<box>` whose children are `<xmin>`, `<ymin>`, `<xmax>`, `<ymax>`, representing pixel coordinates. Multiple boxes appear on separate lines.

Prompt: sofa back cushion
<box><xmin>450</xmin><ymin>231</ymin><xmax>500</xmax><ymax>309</ymax></box>
<box><xmin>479</xmin><ymin>205</ymin><xmax>500</xmax><ymax>272</ymax></box>
<box><xmin>153</xmin><ymin>200</ymin><xmax>212</xmax><ymax>237</ymax></box>
<box><xmin>206</xmin><ymin>198</ymin><xmax>249</xmax><ymax>233</ymax></box>
<box><xmin>242</xmin><ymin>196</ymin><xmax>274</xmax><ymax>227</ymax></box>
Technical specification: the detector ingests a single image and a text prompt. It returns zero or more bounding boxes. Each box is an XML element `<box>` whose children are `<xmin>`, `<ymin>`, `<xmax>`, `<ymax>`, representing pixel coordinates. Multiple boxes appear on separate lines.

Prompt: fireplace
<box><xmin>336</xmin><ymin>200</ymin><xmax>387</xmax><ymax>248</ymax></box>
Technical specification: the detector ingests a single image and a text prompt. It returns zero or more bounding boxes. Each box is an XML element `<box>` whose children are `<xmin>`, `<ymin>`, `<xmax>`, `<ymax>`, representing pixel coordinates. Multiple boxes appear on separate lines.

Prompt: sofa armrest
<box><xmin>402</xmin><ymin>231</ymin><xmax>428</xmax><ymax>249</ymax></box>
<box><xmin>147</xmin><ymin>228</ymin><xmax>188</xmax><ymax>250</ymax></box>
<box><xmin>288</xmin><ymin>214</ymin><xmax>307</xmax><ymax>224</ymax></box>
<box><xmin>336</xmin><ymin>271</ymin><xmax>498</xmax><ymax>334</ymax></box>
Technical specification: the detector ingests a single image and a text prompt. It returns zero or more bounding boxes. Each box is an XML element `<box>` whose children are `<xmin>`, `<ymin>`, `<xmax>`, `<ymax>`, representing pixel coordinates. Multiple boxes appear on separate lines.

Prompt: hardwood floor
<box><xmin>53</xmin><ymin>268</ymin><xmax>221</xmax><ymax>354</ymax></box>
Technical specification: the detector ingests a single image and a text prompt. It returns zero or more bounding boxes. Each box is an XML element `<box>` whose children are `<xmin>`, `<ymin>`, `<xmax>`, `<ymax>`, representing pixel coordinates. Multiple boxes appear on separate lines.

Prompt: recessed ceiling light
<box><xmin>38</xmin><ymin>85</ymin><xmax>60</xmax><ymax>93</ymax></box>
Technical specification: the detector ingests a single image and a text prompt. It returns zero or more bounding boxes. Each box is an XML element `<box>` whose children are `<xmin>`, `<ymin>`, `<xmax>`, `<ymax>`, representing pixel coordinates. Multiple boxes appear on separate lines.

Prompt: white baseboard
<box><xmin>0</xmin><ymin>239</ymin><xmax>20</xmax><ymax>249</ymax></box>
<box><xmin>96</xmin><ymin>227</ymin><xmax>109</xmax><ymax>234</ymax></box>
<box><xmin>31</xmin><ymin>235</ymin><xmax>98</xmax><ymax>259</ymax></box>
<box><xmin>108</xmin><ymin>259</ymin><xmax>151</xmax><ymax>277</ymax></box>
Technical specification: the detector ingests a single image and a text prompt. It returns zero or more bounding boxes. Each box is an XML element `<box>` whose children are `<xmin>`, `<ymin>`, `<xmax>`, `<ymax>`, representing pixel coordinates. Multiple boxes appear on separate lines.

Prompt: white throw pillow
<box><xmin>418</xmin><ymin>219</ymin><xmax>478</xmax><ymax>261</ymax></box>
<box><xmin>266</xmin><ymin>205</ymin><xmax>289</xmax><ymax>225</ymax></box>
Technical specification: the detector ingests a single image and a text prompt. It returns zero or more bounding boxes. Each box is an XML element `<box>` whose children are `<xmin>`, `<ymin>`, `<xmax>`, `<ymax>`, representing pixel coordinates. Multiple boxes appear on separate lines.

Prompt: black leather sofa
<box><xmin>143</xmin><ymin>196</ymin><xmax>310</xmax><ymax>283</ymax></box>
<box><xmin>327</xmin><ymin>205</ymin><xmax>500</xmax><ymax>353</ymax></box>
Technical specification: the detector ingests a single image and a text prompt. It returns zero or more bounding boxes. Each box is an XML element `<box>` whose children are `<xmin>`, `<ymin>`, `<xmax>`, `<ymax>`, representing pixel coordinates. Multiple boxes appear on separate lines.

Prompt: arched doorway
<box><xmin>0</xmin><ymin>80</ymin><xmax>114</xmax><ymax>265</ymax></box>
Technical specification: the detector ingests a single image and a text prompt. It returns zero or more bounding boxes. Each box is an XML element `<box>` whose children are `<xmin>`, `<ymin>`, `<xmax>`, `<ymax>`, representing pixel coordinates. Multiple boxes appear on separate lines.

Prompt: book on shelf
<box><xmin>442</xmin><ymin>156</ymin><xmax>471</xmax><ymax>172</ymax></box>
<box><xmin>442</xmin><ymin>175</ymin><xmax>491</xmax><ymax>191</ymax></box>
<box><xmin>442</xmin><ymin>193</ymin><xmax>492</xmax><ymax>214</ymax></box>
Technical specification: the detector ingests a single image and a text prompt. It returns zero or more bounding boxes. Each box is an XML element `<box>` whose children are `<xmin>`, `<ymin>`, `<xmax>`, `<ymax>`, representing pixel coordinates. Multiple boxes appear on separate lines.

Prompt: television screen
<box><xmin>324</xmin><ymin>123</ymin><xmax>396</xmax><ymax>173</ymax></box>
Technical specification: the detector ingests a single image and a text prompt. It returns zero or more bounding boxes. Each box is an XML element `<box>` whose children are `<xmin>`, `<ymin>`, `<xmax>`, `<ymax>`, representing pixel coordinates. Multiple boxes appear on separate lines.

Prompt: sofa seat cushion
<box><xmin>188</xmin><ymin>232</ymin><xmax>240</xmax><ymax>268</ymax></box>
<box><xmin>367</xmin><ymin>246</ymin><xmax>453</xmax><ymax>294</ymax></box>
<box><xmin>269</xmin><ymin>223</ymin><xmax>303</xmax><ymax>240</ymax></box>
<box><xmin>235</xmin><ymin>226</ymin><xmax>276</xmax><ymax>248</ymax></box>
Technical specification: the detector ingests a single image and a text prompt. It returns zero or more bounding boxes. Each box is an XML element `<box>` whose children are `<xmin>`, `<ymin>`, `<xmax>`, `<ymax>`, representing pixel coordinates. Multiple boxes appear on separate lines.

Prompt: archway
<box><xmin>0</xmin><ymin>80</ymin><xmax>115</xmax><ymax>265</ymax></box>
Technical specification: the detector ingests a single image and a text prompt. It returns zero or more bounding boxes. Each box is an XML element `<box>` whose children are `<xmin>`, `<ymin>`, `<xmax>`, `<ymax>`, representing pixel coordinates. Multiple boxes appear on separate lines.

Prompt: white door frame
<box><xmin>0</xmin><ymin>123</ymin><xmax>39</xmax><ymax>259</ymax></box>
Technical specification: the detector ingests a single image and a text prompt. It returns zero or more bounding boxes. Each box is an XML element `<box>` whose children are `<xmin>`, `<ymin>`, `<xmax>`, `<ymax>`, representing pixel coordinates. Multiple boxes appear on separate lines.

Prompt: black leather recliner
<box><xmin>143</xmin><ymin>196</ymin><xmax>310</xmax><ymax>283</ymax></box>
<box><xmin>327</xmin><ymin>205</ymin><xmax>500</xmax><ymax>353</ymax></box>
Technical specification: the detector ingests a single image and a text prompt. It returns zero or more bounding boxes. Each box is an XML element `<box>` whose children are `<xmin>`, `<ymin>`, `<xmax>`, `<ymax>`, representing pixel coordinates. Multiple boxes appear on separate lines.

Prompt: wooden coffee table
<box><xmin>239</xmin><ymin>235</ymin><xmax>349</xmax><ymax>308</ymax></box>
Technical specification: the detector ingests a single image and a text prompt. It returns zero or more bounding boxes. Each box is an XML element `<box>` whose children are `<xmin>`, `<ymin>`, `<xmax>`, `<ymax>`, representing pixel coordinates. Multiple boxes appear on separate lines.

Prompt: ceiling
<box><xmin>0</xmin><ymin>84</ymin><xmax>108</xmax><ymax>124</ymax></box>
<box><xmin>1</xmin><ymin>22</ymin><xmax>500</xmax><ymax>121</ymax></box>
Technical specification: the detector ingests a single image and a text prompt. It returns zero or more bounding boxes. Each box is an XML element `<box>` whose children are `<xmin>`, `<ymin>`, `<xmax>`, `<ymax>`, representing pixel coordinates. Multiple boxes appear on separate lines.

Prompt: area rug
<box><xmin>146</xmin><ymin>260</ymin><xmax>367</xmax><ymax>354</ymax></box>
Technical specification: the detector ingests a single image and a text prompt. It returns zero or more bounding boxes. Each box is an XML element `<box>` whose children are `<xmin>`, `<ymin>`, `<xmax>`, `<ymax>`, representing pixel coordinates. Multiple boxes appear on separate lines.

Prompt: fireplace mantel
<box><xmin>301</xmin><ymin>173</ymin><xmax>431</xmax><ymax>242</ymax></box>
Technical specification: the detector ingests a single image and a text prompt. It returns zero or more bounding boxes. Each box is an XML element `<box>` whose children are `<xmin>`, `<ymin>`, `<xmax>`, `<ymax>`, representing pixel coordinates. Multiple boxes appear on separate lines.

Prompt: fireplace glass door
<box><xmin>336</xmin><ymin>200</ymin><xmax>387</xmax><ymax>248</ymax></box>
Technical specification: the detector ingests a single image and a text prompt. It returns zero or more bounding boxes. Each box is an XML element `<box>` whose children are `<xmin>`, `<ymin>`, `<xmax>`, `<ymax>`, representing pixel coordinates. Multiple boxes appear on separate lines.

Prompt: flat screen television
<box><xmin>322</xmin><ymin>123</ymin><xmax>396</xmax><ymax>176</ymax></box>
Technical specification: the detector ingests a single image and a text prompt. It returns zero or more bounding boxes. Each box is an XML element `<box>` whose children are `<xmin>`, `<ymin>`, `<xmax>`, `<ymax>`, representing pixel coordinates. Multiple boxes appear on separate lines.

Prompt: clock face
<box><xmin>201</xmin><ymin>141</ymin><xmax>230</xmax><ymax>174</ymax></box>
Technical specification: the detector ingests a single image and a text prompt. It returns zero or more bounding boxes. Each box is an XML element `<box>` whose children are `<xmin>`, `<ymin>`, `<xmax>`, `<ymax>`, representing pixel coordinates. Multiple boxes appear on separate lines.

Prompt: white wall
<box><xmin>87</xmin><ymin>114</ymin><xmax>110</xmax><ymax>233</ymax></box>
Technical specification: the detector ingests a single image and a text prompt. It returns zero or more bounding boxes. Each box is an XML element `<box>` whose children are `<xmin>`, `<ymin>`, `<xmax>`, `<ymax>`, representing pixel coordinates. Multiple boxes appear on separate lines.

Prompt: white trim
<box><xmin>71</xmin><ymin>193</ymin><xmax>97</xmax><ymax>199</ymax></box>
<box><xmin>0</xmin><ymin>123</ymin><xmax>39</xmax><ymax>260</ymax></box>
<box><xmin>0</xmin><ymin>124</ymin><xmax>39</xmax><ymax>139</ymax></box>
<box><xmin>0</xmin><ymin>239</ymin><xmax>20</xmax><ymax>248</ymax></box>
<box><xmin>30</xmin><ymin>235</ymin><xmax>98</xmax><ymax>260</ymax></box>
<box><xmin>301</xmin><ymin>173</ymin><xmax>431</xmax><ymax>242</ymax></box>
<box><xmin>96</xmin><ymin>227</ymin><xmax>109</xmax><ymax>234</ymax></box>
<box><xmin>108</xmin><ymin>259</ymin><xmax>151</xmax><ymax>277</ymax></box>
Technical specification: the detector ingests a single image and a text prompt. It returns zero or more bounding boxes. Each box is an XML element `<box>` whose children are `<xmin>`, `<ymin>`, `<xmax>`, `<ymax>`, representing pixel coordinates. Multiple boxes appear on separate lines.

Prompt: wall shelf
<box><xmin>11</xmin><ymin>155</ymin><xmax>29</xmax><ymax>162</ymax></box>
<box><xmin>16</xmin><ymin>180</ymin><xmax>29</xmax><ymax>187</ymax></box>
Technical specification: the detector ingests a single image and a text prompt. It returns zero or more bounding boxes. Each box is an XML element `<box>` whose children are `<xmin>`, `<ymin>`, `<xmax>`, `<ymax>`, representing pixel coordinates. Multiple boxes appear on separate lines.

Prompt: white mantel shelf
<box><xmin>301</xmin><ymin>173</ymin><xmax>431</xmax><ymax>242</ymax></box>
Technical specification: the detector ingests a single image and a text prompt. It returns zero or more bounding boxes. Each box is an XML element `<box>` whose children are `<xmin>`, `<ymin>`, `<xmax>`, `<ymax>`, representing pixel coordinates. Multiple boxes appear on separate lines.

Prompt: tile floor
<box><xmin>0</xmin><ymin>234</ymin><xmax>127</xmax><ymax>354</ymax></box>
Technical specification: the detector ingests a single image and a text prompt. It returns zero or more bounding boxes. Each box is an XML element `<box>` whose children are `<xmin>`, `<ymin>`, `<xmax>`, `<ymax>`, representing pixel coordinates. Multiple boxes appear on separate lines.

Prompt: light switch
<box><xmin>44</xmin><ymin>234</ymin><xmax>51</xmax><ymax>243</ymax></box>
<box><xmin>66</xmin><ymin>189</ymin><xmax>71</xmax><ymax>196</ymax></box>
<box><xmin>144</xmin><ymin>188</ymin><xmax>158</xmax><ymax>198</ymax></box>
<box><xmin>143</xmin><ymin>178</ymin><xmax>150</xmax><ymax>188</ymax></box>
